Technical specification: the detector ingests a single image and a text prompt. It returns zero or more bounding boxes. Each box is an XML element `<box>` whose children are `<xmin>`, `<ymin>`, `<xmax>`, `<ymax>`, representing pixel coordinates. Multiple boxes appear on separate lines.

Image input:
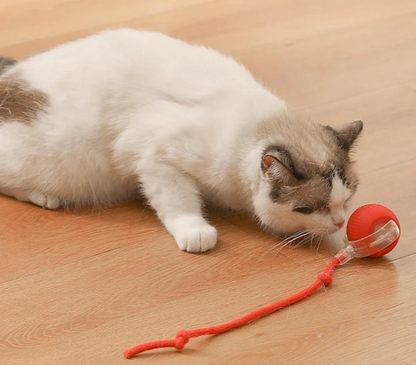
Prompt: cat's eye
<box><xmin>293</xmin><ymin>206</ymin><xmax>314</xmax><ymax>215</ymax></box>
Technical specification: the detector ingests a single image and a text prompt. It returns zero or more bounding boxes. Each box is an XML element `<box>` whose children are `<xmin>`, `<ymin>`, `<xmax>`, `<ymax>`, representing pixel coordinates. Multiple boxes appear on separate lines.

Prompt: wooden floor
<box><xmin>1</xmin><ymin>1</ymin><xmax>416</xmax><ymax>364</ymax></box>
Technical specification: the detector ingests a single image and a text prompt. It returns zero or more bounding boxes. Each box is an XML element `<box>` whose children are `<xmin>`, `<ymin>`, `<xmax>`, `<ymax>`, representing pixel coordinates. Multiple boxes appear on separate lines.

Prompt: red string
<box><xmin>123</xmin><ymin>255</ymin><xmax>344</xmax><ymax>359</ymax></box>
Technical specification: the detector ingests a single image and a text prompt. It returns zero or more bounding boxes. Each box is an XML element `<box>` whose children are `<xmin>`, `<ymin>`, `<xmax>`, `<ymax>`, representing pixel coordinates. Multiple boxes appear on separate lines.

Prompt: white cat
<box><xmin>0</xmin><ymin>29</ymin><xmax>362</xmax><ymax>252</ymax></box>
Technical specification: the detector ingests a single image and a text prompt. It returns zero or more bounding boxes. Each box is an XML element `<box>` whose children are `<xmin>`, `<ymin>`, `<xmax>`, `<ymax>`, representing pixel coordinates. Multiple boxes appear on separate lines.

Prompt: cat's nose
<box><xmin>335</xmin><ymin>220</ymin><xmax>345</xmax><ymax>228</ymax></box>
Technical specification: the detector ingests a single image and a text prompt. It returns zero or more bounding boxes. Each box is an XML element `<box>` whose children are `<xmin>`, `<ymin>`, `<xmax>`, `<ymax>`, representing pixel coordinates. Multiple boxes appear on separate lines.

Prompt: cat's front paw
<box><xmin>174</xmin><ymin>224</ymin><xmax>217</xmax><ymax>253</ymax></box>
<box><xmin>165</xmin><ymin>215</ymin><xmax>217</xmax><ymax>253</ymax></box>
<box><xmin>175</xmin><ymin>224</ymin><xmax>217</xmax><ymax>253</ymax></box>
<box><xmin>164</xmin><ymin>214</ymin><xmax>217</xmax><ymax>253</ymax></box>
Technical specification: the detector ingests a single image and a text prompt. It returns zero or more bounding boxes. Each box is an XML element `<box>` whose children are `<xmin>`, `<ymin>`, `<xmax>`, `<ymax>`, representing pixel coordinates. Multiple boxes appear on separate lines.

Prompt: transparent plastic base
<box><xmin>336</xmin><ymin>220</ymin><xmax>400</xmax><ymax>264</ymax></box>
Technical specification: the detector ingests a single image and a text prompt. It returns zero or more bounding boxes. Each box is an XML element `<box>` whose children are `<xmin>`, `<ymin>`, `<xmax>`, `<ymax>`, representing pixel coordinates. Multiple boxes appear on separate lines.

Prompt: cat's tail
<box><xmin>0</xmin><ymin>57</ymin><xmax>16</xmax><ymax>75</ymax></box>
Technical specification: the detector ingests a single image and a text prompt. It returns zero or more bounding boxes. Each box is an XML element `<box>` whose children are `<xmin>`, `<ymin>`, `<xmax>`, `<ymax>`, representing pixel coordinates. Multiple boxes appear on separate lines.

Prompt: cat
<box><xmin>0</xmin><ymin>29</ymin><xmax>363</xmax><ymax>253</ymax></box>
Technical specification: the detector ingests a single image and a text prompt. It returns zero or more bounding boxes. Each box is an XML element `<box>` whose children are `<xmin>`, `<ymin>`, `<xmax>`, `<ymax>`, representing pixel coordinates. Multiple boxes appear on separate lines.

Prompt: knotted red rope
<box><xmin>123</xmin><ymin>255</ymin><xmax>344</xmax><ymax>359</ymax></box>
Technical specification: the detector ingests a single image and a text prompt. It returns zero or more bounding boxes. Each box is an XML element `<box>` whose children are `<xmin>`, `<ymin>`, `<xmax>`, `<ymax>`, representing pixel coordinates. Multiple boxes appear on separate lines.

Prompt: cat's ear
<box><xmin>261</xmin><ymin>148</ymin><xmax>300</xmax><ymax>182</ymax></box>
<box><xmin>262</xmin><ymin>155</ymin><xmax>288</xmax><ymax>181</ymax></box>
<box><xmin>326</xmin><ymin>120</ymin><xmax>363</xmax><ymax>151</ymax></box>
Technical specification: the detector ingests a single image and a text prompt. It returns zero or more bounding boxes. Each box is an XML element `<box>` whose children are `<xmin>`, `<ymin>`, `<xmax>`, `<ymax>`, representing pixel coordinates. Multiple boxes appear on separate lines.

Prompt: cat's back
<box><xmin>90</xmin><ymin>28</ymin><xmax>259</xmax><ymax>87</ymax></box>
<box><xmin>12</xmin><ymin>28</ymin><xmax>263</xmax><ymax>106</ymax></box>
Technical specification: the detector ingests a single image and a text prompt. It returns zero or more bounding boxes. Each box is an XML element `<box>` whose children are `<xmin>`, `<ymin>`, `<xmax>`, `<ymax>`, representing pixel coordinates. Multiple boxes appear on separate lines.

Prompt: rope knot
<box><xmin>317</xmin><ymin>273</ymin><xmax>333</xmax><ymax>286</ymax></box>
<box><xmin>175</xmin><ymin>330</ymin><xmax>191</xmax><ymax>350</ymax></box>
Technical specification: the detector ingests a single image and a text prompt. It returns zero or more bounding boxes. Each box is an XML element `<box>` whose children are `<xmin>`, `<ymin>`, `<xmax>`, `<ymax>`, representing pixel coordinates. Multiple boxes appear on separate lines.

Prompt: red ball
<box><xmin>346</xmin><ymin>204</ymin><xmax>401</xmax><ymax>257</ymax></box>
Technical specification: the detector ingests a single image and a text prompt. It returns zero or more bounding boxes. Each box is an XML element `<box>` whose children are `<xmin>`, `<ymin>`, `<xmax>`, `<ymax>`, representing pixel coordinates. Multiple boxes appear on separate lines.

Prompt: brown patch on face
<box><xmin>264</xmin><ymin>146</ymin><xmax>356</xmax><ymax>214</ymax></box>
<box><xmin>0</xmin><ymin>74</ymin><xmax>48</xmax><ymax>124</ymax></box>
<box><xmin>270</xmin><ymin>172</ymin><xmax>331</xmax><ymax>213</ymax></box>
<box><xmin>342</xmin><ymin>161</ymin><xmax>359</xmax><ymax>193</ymax></box>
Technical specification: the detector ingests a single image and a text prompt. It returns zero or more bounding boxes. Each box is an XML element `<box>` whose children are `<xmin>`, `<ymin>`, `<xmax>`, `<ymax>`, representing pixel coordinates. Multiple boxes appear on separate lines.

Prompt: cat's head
<box><xmin>253</xmin><ymin>115</ymin><xmax>363</xmax><ymax>237</ymax></box>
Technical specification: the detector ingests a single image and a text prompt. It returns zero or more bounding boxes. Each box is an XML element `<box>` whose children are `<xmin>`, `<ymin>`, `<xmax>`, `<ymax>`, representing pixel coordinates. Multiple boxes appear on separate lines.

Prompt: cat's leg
<box><xmin>20</xmin><ymin>191</ymin><xmax>61</xmax><ymax>210</ymax></box>
<box><xmin>139</xmin><ymin>164</ymin><xmax>217</xmax><ymax>253</ymax></box>
<box><xmin>0</xmin><ymin>127</ymin><xmax>60</xmax><ymax>210</ymax></box>
<box><xmin>0</xmin><ymin>187</ymin><xmax>61</xmax><ymax>209</ymax></box>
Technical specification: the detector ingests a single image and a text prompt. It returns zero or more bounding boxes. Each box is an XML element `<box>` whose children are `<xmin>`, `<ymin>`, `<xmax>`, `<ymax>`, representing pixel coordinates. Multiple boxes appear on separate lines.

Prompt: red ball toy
<box><xmin>346</xmin><ymin>204</ymin><xmax>401</xmax><ymax>258</ymax></box>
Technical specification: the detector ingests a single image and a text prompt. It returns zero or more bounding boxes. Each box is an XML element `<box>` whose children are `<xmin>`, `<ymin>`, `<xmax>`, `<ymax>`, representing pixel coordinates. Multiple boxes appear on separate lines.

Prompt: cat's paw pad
<box><xmin>27</xmin><ymin>192</ymin><xmax>60</xmax><ymax>210</ymax></box>
<box><xmin>174</xmin><ymin>224</ymin><xmax>217</xmax><ymax>253</ymax></box>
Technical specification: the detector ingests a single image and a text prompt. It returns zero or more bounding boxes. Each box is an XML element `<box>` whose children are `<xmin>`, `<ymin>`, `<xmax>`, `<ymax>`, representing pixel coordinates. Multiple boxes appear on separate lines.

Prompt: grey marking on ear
<box><xmin>325</xmin><ymin>120</ymin><xmax>363</xmax><ymax>151</ymax></box>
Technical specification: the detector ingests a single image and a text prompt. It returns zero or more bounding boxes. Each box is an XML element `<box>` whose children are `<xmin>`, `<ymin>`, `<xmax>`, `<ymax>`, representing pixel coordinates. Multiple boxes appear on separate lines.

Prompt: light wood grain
<box><xmin>1</xmin><ymin>1</ymin><xmax>415</xmax><ymax>364</ymax></box>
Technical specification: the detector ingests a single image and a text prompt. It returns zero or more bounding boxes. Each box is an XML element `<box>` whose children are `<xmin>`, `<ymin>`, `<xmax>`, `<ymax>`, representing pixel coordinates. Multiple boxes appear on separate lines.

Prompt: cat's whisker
<box><xmin>315</xmin><ymin>235</ymin><xmax>324</xmax><ymax>253</ymax></box>
<box><xmin>276</xmin><ymin>231</ymin><xmax>309</xmax><ymax>247</ymax></box>
<box><xmin>277</xmin><ymin>232</ymin><xmax>305</xmax><ymax>245</ymax></box>
<box><xmin>275</xmin><ymin>232</ymin><xmax>310</xmax><ymax>251</ymax></box>
<box><xmin>291</xmin><ymin>233</ymin><xmax>313</xmax><ymax>249</ymax></box>
<box><xmin>266</xmin><ymin>231</ymin><xmax>310</xmax><ymax>256</ymax></box>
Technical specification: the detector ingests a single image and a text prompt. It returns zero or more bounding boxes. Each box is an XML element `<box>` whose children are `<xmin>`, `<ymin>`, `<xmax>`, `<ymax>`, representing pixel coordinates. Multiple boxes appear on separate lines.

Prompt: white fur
<box><xmin>0</xmin><ymin>29</ymin><xmax>354</xmax><ymax>252</ymax></box>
